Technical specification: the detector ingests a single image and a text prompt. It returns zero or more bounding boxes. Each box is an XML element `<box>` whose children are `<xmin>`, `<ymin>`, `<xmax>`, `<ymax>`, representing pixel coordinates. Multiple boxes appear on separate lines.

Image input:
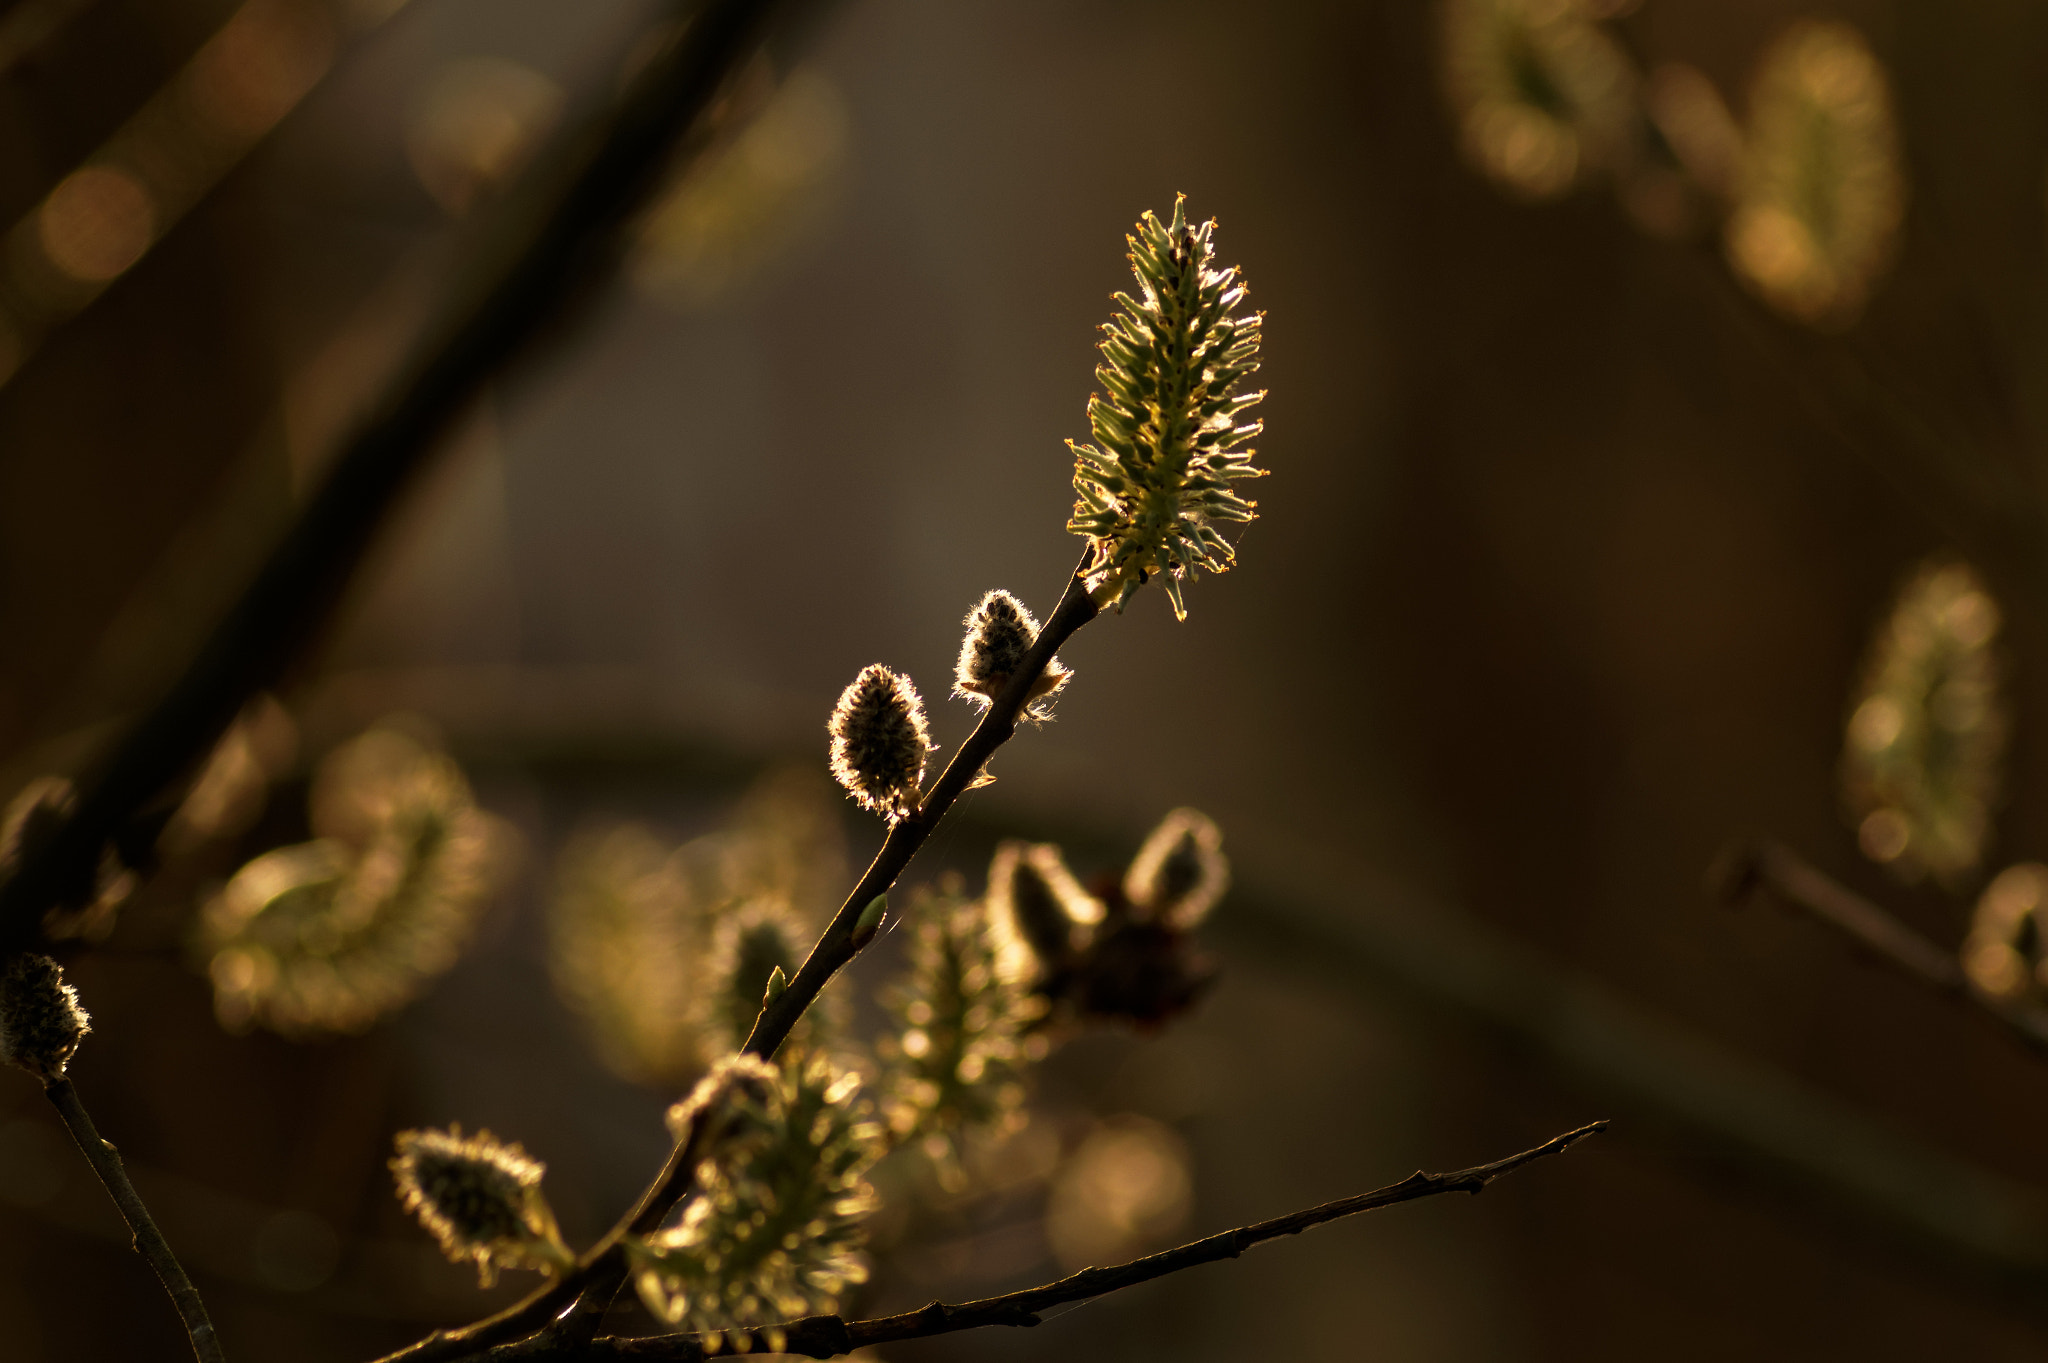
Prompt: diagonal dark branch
<box><xmin>1713</xmin><ymin>837</ymin><xmax>2048</xmax><ymax>1055</ymax></box>
<box><xmin>45</xmin><ymin>1078</ymin><xmax>226</xmax><ymax>1363</ymax></box>
<box><xmin>371</xmin><ymin>556</ymin><xmax>1102</xmax><ymax>1363</ymax></box>
<box><xmin>739</xmin><ymin>555</ymin><xmax>1100</xmax><ymax>1064</ymax></box>
<box><xmin>543</xmin><ymin>1121</ymin><xmax>1607</xmax><ymax>1361</ymax></box>
<box><xmin>0</xmin><ymin>0</ymin><xmax>797</xmax><ymax>950</ymax></box>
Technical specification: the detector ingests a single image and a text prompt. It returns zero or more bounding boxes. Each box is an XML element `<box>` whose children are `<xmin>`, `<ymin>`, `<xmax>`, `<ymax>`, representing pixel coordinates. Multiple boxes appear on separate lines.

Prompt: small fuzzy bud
<box><xmin>389</xmin><ymin>1125</ymin><xmax>570</xmax><ymax>1286</ymax></box>
<box><xmin>1123</xmin><ymin>807</ymin><xmax>1229</xmax><ymax>929</ymax></box>
<box><xmin>0</xmin><ymin>953</ymin><xmax>89</xmax><ymax>1082</ymax></box>
<box><xmin>827</xmin><ymin>665</ymin><xmax>932</xmax><ymax>819</ymax></box>
<box><xmin>954</xmin><ymin>590</ymin><xmax>1072</xmax><ymax>718</ymax></box>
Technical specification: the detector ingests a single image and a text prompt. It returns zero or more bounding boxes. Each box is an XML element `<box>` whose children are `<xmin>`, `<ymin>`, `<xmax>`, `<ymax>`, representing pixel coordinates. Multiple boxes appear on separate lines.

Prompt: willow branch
<box><xmin>372</xmin><ymin>560</ymin><xmax>1101</xmax><ymax>1362</ymax></box>
<box><xmin>1714</xmin><ymin>837</ymin><xmax>2048</xmax><ymax>1055</ymax></box>
<box><xmin>740</xmin><ymin>556</ymin><xmax>1100</xmax><ymax>1061</ymax></box>
<box><xmin>0</xmin><ymin>0</ymin><xmax>795</xmax><ymax>950</ymax></box>
<box><xmin>45</xmin><ymin>1079</ymin><xmax>225</xmax><ymax>1363</ymax></box>
<box><xmin>542</xmin><ymin>1121</ymin><xmax>1606</xmax><ymax>1361</ymax></box>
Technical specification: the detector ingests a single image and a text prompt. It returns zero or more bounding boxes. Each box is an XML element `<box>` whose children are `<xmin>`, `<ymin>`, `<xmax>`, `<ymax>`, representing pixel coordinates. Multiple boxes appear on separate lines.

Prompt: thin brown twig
<box><xmin>469</xmin><ymin>1120</ymin><xmax>1606</xmax><ymax>1361</ymax></box>
<box><xmin>45</xmin><ymin>1078</ymin><xmax>226</xmax><ymax>1363</ymax></box>
<box><xmin>372</xmin><ymin>560</ymin><xmax>1101</xmax><ymax>1362</ymax></box>
<box><xmin>1713</xmin><ymin>836</ymin><xmax>2048</xmax><ymax>1055</ymax></box>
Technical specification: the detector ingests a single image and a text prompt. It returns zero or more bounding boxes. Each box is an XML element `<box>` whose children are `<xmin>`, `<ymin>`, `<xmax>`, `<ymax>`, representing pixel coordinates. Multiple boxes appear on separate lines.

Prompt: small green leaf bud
<box><xmin>762</xmin><ymin>964</ymin><xmax>787</xmax><ymax>1005</ymax></box>
<box><xmin>0</xmin><ymin>952</ymin><xmax>89</xmax><ymax>1083</ymax></box>
<box><xmin>852</xmin><ymin>892</ymin><xmax>888</xmax><ymax>947</ymax></box>
<box><xmin>389</xmin><ymin>1125</ymin><xmax>571</xmax><ymax>1287</ymax></box>
<box><xmin>827</xmin><ymin>664</ymin><xmax>932</xmax><ymax>820</ymax></box>
<box><xmin>954</xmin><ymin>590</ymin><xmax>1072</xmax><ymax>719</ymax></box>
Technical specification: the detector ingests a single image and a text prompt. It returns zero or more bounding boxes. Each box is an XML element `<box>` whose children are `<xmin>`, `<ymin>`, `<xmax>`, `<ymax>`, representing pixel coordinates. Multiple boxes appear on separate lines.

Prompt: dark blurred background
<box><xmin>5</xmin><ymin>0</ymin><xmax>2048</xmax><ymax>1358</ymax></box>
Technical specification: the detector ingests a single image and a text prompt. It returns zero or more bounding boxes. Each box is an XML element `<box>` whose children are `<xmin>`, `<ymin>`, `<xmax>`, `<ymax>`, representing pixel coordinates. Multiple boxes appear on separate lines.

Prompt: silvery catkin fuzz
<box><xmin>827</xmin><ymin>664</ymin><xmax>931</xmax><ymax>819</ymax></box>
<box><xmin>0</xmin><ymin>953</ymin><xmax>89</xmax><ymax>1082</ymax></box>
<box><xmin>955</xmin><ymin>589</ymin><xmax>1071</xmax><ymax>719</ymax></box>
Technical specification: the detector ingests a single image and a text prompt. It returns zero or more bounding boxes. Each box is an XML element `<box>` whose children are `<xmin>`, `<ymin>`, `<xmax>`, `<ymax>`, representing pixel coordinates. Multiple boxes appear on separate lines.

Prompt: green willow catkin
<box><xmin>633</xmin><ymin>1051</ymin><xmax>882</xmax><ymax>1350</ymax></box>
<box><xmin>199</xmin><ymin>725</ymin><xmax>504</xmax><ymax>1036</ymax></box>
<box><xmin>880</xmin><ymin>880</ymin><xmax>1046</xmax><ymax>1185</ymax></box>
<box><xmin>1068</xmin><ymin>197</ymin><xmax>1266</xmax><ymax>619</ymax></box>
<box><xmin>389</xmin><ymin>1125</ymin><xmax>571</xmax><ymax>1287</ymax></box>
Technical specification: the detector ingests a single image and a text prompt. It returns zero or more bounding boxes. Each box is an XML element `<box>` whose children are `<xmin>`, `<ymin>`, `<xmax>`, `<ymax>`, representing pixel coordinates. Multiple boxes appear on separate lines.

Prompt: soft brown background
<box><xmin>4</xmin><ymin>0</ymin><xmax>2048</xmax><ymax>1358</ymax></box>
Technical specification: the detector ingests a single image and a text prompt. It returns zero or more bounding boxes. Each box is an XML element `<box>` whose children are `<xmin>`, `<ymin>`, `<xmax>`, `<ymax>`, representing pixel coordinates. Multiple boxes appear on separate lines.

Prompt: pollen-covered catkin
<box><xmin>955</xmin><ymin>589</ymin><xmax>1071</xmax><ymax>718</ymax></box>
<box><xmin>0</xmin><ymin>953</ymin><xmax>89</xmax><ymax>1082</ymax></box>
<box><xmin>827</xmin><ymin>664</ymin><xmax>932</xmax><ymax>818</ymax></box>
<box><xmin>1067</xmin><ymin>196</ymin><xmax>1266</xmax><ymax>619</ymax></box>
<box><xmin>636</xmin><ymin>1050</ymin><xmax>882</xmax><ymax>1348</ymax></box>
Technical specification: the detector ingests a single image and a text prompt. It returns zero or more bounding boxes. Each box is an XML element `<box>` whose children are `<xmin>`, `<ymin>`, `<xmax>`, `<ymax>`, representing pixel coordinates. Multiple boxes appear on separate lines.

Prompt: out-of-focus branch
<box><xmin>1713</xmin><ymin>837</ymin><xmax>2048</xmax><ymax>1055</ymax></box>
<box><xmin>474</xmin><ymin>1123</ymin><xmax>1608</xmax><ymax>1362</ymax></box>
<box><xmin>45</xmin><ymin>1078</ymin><xmax>225</xmax><ymax>1363</ymax></box>
<box><xmin>0</xmin><ymin>0</ymin><xmax>798</xmax><ymax>949</ymax></box>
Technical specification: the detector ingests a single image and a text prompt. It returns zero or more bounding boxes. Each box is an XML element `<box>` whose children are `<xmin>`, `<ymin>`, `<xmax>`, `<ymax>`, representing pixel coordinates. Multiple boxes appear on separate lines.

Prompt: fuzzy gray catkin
<box><xmin>827</xmin><ymin>664</ymin><xmax>931</xmax><ymax>818</ymax></box>
<box><xmin>0</xmin><ymin>953</ymin><xmax>89</xmax><ymax>1082</ymax></box>
<box><xmin>955</xmin><ymin>589</ymin><xmax>1071</xmax><ymax>718</ymax></box>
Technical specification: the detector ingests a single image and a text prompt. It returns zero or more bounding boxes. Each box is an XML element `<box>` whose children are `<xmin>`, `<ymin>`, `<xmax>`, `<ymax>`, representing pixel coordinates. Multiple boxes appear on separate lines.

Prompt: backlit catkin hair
<box><xmin>827</xmin><ymin>664</ymin><xmax>931</xmax><ymax>819</ymax></box>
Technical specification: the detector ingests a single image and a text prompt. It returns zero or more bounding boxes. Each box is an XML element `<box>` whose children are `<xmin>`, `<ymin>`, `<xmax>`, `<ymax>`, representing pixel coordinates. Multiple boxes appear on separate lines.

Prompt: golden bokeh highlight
<box><xmin>1727</xmin><ymin>21</ymin><xmax>1904</xmax><ymax>329</ymax></box>
<box><xmin>1439</xmin><ymin>0</ymin><xmax>1634</xmax><ymax>202</ymax></box>
<box><xmin>406</xmin><ymin>57</ymin><xmax>564</xmax><ymax>215</ymax></box>
<box><xmin>1841</xmin><ymin>561</ymin><xmax>2005</xmax><ymax>887</ymax></box>
<box><xmin>1963</xmin><ymin>863</ymin><xmax>2048</xmax><ymax>1002</ymax></box>
<box><xmin>1618</xmin><ymin>61</ymin><xmax>1743</xmax><ymax>238</ymax></box>
<box><xmin>1045</xmin><ymin>1114</ymin><xmax>1193</xmax><ymax>1270</ymax></box>
<box><xmin>0</xmin><ymin>0</ymin><xmax>396</xmax><ymax>385</ymax></box>
<box><xmin>38</xmin><ymin>167</ymin><xmax>156</xmax><ymax>283</ymax></box>
<box><xmin>632</xmin><ymin>69</ymin><xmax>849</xmax><ymax>303</ymax></box>
<box><xmin>187</xmin><ymin>0</ymin><xmax>336</xmax><ymax>140</ymax></box>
